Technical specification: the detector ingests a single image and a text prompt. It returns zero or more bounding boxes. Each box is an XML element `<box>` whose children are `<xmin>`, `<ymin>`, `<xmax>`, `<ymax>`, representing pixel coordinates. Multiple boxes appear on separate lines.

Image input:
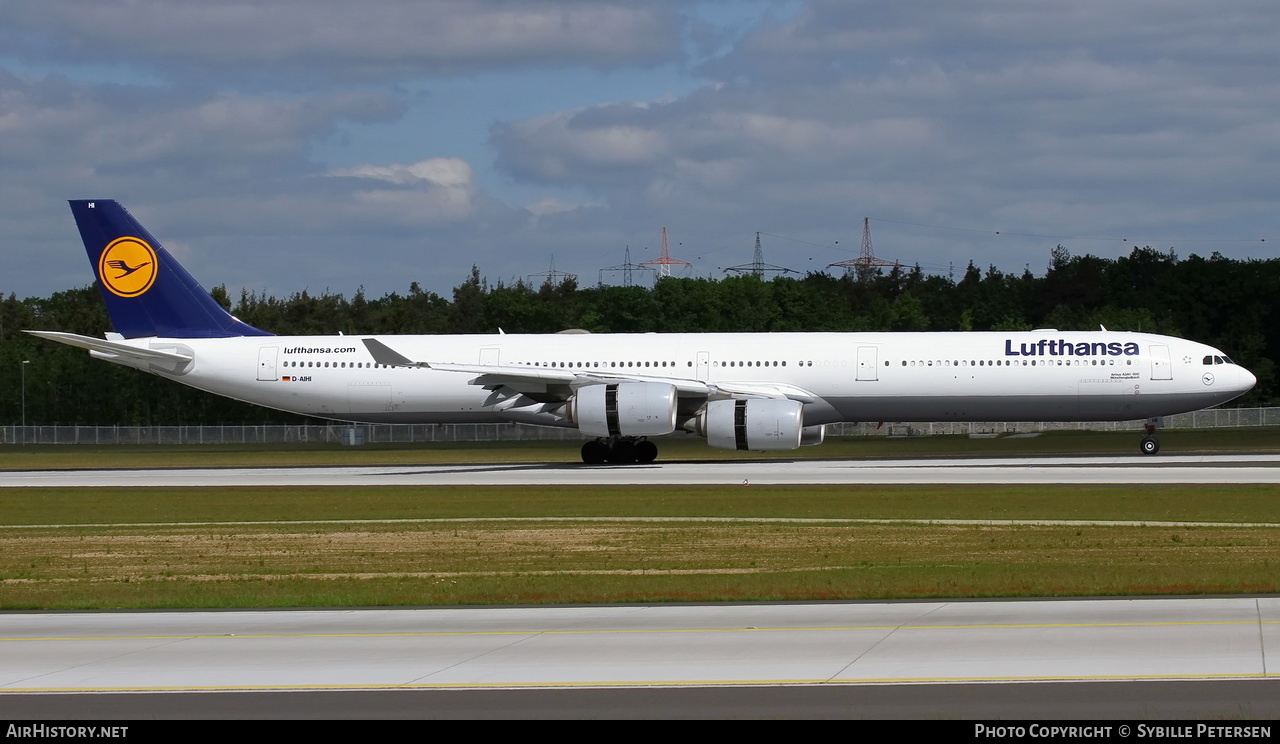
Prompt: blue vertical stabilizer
<box><xmin>69</xmin><ymin>200</ymin><xmax>271</xmax><ymax>338</ymax></box>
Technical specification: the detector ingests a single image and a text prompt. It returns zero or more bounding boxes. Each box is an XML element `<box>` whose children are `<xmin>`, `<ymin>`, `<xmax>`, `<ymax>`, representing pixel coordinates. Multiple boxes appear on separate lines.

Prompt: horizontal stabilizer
<box><xmin>24</xmin><ymin>330</ymin><xmax>193</xmax><ymax>363</ymax></box>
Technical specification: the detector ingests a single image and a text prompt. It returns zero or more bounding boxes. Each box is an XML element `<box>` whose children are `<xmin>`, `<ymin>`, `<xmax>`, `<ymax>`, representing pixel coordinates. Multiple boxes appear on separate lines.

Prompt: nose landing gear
<box><xmin>1140</xmin><ymin>417</ymin><xmax>1162</xmax><ymax>455</ymax></box>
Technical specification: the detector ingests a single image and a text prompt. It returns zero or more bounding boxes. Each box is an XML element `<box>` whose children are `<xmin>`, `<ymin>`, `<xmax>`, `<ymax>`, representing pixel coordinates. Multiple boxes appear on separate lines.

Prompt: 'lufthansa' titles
<box><xmin>1004</xmin><ymin>339</ymin><xmax>1139</xmax><ymax>357</ymax></box>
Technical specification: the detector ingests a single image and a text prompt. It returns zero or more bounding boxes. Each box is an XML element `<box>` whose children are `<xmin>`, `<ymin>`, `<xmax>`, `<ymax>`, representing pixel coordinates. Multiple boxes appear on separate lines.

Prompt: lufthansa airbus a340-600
<box><xmin>29</xmin><ymin>200</ymin><xmax>1255</xmax><ymax>464</ymax></box>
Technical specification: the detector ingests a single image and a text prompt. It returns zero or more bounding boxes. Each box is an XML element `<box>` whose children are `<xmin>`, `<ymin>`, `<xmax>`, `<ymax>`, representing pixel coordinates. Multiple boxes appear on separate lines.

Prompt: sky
<box><xmin>2</xmin><ymin>0</ymin><xmax>1278</xmax><ymax>303</ymax></box>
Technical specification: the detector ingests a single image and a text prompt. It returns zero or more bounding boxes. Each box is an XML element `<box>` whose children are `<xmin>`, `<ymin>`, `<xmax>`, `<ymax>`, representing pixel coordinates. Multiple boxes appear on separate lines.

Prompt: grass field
<box><xmin>1</xmin><ymin>429</ymin><xmax>1277</xmax><ymax>610</ymax></box>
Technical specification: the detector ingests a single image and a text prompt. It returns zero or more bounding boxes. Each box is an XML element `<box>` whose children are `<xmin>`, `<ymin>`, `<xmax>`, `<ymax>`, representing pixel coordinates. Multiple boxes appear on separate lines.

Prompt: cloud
<box><xmin>326</xmin><ymin>158</ymin><xmax>479</xmax><ymax>221</ymax></box>
<box><xmin>492</xmin><ymin>105</ymin><xmax>673</xmax><ymax>184</ymax></box>
<box><xmin>3</xmin><ymin>1</ymin><xmax>682</xmax><ymax>82</ymax></box>
<box><xmin>328</xmin><ymin>158</ymin><xmax>474</xmax><ymax>188</ymax></box>
<box><xmin>487</xmin><ymin>0</ymin><xmax>1280</xmax><ymax>275</ymax></box>
<box><xmin>0</xmin><ymin>70</ymin><xmax>401</xmax><ymax>190</ymax></box>
<box><xmin>4</xmin><ymin>1</ymin><xmax>1279</xmax><ymax>304</ymax></box>
<box><xmin>525</xmin><ymin>197</ymin><xmax>591</xmax><ymax>217</ymax></box>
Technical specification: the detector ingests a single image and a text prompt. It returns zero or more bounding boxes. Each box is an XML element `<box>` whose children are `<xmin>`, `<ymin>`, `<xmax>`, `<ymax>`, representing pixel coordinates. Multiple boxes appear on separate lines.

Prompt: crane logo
<box><xmin>98</xmin><ymin>237</ymin><xmax>158</xmax><ymax>297</ymax></box>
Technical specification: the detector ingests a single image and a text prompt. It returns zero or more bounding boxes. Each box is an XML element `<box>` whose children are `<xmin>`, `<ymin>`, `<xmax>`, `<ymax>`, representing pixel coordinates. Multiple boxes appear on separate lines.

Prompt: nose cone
<box><xmin>1239</xmin><ymin>366</ymin><xmax>1258</xmax><ymax>393</ymax></box>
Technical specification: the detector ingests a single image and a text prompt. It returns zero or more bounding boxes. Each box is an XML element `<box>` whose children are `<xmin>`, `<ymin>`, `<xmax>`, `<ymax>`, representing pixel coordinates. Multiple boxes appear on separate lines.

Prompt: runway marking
<box><xmin>5</xmin><ymin>618</ymin><xmax>1276</xmax><ymax>643</ymax></box>
<box><xmin>5</xmin><ymin>453</ymin><xmax>1280</xmax><ymax>486</ymax></box>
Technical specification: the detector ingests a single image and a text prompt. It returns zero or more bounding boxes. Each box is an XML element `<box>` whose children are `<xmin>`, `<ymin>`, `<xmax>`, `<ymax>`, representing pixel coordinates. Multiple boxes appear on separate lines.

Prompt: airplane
<box><xmin>28</xmin><ymin>200</ymin><xmax>1256</xmax><ymax>464</ymax></box>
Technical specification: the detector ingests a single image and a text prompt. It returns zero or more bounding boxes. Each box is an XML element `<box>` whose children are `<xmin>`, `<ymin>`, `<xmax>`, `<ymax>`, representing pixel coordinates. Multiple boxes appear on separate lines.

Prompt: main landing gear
<box><xmin>1140</xmin><ymin>417</ymin><xmax>1161</xmax><ymax>455</ymax></box>
<box><xmin>581</xmin><ymin>437</ymin><xmax>659</xmax><ymax>465</ymax></box>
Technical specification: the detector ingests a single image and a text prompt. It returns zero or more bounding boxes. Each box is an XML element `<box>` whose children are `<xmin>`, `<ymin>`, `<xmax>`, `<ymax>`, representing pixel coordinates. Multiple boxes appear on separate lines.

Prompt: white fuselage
<box><xmin>107</xmin><ymin>330</ymin><xmax>1254</xmax><ymax>427</ymax></box>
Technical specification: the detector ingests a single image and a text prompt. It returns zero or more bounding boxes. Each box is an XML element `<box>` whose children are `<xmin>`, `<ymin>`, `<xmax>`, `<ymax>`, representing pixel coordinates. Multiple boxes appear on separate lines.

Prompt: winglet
<box><xmin>69</xmin><ymin>200</ymin><xmax>271</xmax><ymax>339</ymax></box>
<box><xmin>362</xmin><ymin>338</ymin><xmax>428</xmax><ymax>368</ymax></box>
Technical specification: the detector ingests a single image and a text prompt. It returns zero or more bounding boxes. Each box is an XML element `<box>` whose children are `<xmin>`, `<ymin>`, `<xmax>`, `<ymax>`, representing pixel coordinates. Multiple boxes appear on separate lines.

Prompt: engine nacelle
<box><xmin>800</xmin><ymin>424</ymin><xmax>825</xmax><ymax>447</ymax></box>
<box><xmin>570</xmin><ymin>382</ymin><xmax>678</xmax><ymax>438</ymax></box>
<box><xmin>697</xmin><ymin>398</ymin><xmax>805</xmax><ymax>451</ymax></box>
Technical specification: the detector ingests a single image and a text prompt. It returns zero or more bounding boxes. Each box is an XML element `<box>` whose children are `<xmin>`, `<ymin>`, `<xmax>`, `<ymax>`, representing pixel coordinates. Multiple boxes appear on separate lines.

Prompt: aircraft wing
<box><xmin>24</xmin><ymin>330</ymin><xmax>193</xmax><ymax>364</ymax></box>
<box><xmin>363</xmin><ymin>337</ymin><xmax>710</xmax><ymax>393</ymax></box>
<box><xmin>360</xmin><ymin>338</ymin><xmax>815</xmax><ymax>402</ymax></box>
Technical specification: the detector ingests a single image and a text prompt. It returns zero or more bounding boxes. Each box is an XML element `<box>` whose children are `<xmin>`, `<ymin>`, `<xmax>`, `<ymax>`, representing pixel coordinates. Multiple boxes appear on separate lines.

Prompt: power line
<box><xmin>598</xmin><ymin>247</ymin><xmax>656</xmax><ymax>287</ymax></box>
<box><xmin>527</xmin><ymin>255</ymin><xmax>576</xmax><ymax>287</ymax></box>
<box><xmin>867</xmin><ymin>217</ymin><xmax>1270</xmax><ymax>244</ymax></box>
<box><xmin>828</xmin><ymin>217</ymin><xmax>902</xmax><ymax>277</ymax></box>
<box><xmin>639</xmin><ymin>227</ymin><xmax>693</xmax><ymax>278</ymax></box>
<box><xmin>723</xmin><ymin>233</ymin><xmax>797</xmax><ymax>277</ymax></box>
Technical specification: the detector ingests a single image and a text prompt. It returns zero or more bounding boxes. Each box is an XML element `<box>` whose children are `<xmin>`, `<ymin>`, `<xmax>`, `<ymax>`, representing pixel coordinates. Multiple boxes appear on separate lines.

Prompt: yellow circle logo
<box><xmin>98</xmin><ymin>237</ymin><xmax>158</xmax><ymax>298</ymax></box>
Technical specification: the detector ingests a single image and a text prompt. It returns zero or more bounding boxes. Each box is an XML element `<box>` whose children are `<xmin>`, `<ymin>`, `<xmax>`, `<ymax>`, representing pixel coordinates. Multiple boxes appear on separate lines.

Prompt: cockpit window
<box><xmin>1204</xmin><ymin>355</ymin><xmax>1235</xmax><ymax>365</ymax></box>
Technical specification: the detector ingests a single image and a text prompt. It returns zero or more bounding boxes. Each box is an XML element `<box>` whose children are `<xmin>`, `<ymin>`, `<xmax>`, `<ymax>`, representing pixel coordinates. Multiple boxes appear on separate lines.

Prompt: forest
<box><xmin>1</xmin><ymin>245</ymin><xmax>1275</xmax><ymax>426</ymax></box>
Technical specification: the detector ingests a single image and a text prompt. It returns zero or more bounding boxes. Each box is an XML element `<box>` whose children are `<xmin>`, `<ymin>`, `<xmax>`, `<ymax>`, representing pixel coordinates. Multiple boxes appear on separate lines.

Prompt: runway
<box><xmin>0</xmin><ymin>596</ymin><xmax>1274</xmax><ymax>717</ymax></box>
<box><xmin>4</xmin><ymin>454</ymin><xmax>1279</xmax><ymax>718</ymax></box>
<box><xmin>5</xmin><ymin>453</ymin><xmax>1280</xmax><ymax>486</ymax></box>
<box><xmin>4</xmin><ymin>598</ymin><xmax>1278</xmax><ymax>690</ymax></box>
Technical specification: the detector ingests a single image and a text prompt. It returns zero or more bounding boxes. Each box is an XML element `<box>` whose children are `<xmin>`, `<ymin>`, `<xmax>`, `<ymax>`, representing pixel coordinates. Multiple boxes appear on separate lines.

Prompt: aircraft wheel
<box><xmin>1140</xmin><ymin>436</ymin><xmax>1160</xmax><ymax>455</ymax></box>
<box><xmin>581</xmin><ymin>440</ymin><xmax>609</xmax><ymax>464</ymax></box>
<box><xmin>635</xmin><ymin>440</ymin><xmax>658</xmax><ymax>464</ymax></box>
<box><xmin>606</xmin><ymin>439</ymin><xmax>638</xmax><ymax>465</ymax></box>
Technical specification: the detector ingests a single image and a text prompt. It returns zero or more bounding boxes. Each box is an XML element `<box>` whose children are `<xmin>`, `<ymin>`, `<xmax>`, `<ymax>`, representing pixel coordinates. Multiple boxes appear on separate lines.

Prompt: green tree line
<box><xmin>2</xmin><ymin>246</ymin><xmax>1275</xmax><ymax>425</ymax></box>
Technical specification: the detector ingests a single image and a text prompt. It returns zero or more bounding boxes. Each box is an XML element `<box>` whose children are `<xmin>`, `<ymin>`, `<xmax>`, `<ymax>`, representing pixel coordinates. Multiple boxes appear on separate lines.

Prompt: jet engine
<box><xmin>569</xmin><ymin>382</ymin><xmax>678</xmax><ymax>438</ymax></box>
<box><xmin>696</xmin><ymin>398</ymin><xmax>805</xmax><ymax>451</ymax></box>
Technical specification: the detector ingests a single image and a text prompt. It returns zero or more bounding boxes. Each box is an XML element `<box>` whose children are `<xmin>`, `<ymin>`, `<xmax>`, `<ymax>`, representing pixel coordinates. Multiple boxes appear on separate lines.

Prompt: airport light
<box><xmin>21</xmin><ymin>360</ymin><xmax>29</xmax><ymax>431</ymax></box>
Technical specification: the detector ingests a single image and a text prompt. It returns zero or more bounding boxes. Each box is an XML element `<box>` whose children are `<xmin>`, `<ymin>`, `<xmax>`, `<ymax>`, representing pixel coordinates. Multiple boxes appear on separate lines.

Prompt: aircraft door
<box><xmin>856</xmin><ymin>346</ymin><xmax>878</xmax><ymax>381</ymax></box>
<box><xmin>480</xmin><ymin>347</ymin><xmax>500</xmax><ymax>366</ymax></box>
<box><xmin>696</xmin><ymin>351</ymin><xmax>710</xmax><ymax>381</ymax></box>
<box><xmin>1149</xmin><ymin>345</ymin><xmax>1172</xmax><ymax>381</ymax></box>
<box><xmin>256</xmin><ymin>346</ymin><xmax>278</xmax><ymax>381</ymax></box>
